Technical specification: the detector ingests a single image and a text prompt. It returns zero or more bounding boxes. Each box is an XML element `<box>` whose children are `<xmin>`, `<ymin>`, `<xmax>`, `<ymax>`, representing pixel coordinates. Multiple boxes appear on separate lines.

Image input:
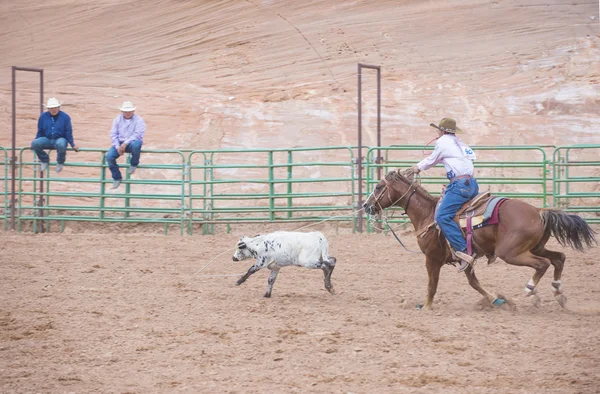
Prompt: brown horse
<box><xmin>362</xmin><ymin>169</ymin><xmax>597</xmax><ymax>309</ymax></box>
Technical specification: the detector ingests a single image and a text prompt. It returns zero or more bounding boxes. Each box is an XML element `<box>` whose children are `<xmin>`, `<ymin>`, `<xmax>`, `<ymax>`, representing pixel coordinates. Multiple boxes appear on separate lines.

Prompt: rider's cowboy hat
<box><xmin>119</xmin><ymin>101</ymin><xmax>137</xmax><ymax>112</ymax></box>
<box><xmin>44</xmin><ymin>97</ymin><xmax>62</xmax><ymax>109</ymax></box>
<box><xmin>430</xmin><ymin>117</ymin><xmax>463</xmax><ymax>133</ymax></box>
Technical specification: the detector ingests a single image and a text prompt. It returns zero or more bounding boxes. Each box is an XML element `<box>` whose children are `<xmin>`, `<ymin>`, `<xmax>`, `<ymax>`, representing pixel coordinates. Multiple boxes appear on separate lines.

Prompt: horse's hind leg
<box><xmin>463</xmin><ymin>266</ymin><xmax>500</xmax><ymax>305</ymax></box>
<box><xmin>499</xmin><ymin>250</ymin><xmax>552</xmax><ymax>307</ymax></box>
<box><xmin>532</xmin><ymin>248</ymin><xmax>567</xmax><ymax>307</ymax></box>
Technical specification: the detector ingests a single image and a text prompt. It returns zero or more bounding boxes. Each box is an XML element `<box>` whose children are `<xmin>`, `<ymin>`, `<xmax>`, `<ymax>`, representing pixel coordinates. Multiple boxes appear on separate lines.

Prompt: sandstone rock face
<box><xmin>1</xmin><ymin>1</ymin><xmax>598</xmax><ymax>151</ymax></box>
<box><xmin>1</xmin><ymin>1</ymin><xmax>599</xmax><ymax>216</ymax></box>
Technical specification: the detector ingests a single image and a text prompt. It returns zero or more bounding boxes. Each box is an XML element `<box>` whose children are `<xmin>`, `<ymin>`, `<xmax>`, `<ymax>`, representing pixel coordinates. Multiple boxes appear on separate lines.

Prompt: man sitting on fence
<box><xmin>106</xmin><ymin>101</ymin><xmax>146</xmax><ymax>189</ymax></box>
<box><xmin>31</xmin><ymin>97</ymin><xmax>79</xmax><ymax>173</ymax></box>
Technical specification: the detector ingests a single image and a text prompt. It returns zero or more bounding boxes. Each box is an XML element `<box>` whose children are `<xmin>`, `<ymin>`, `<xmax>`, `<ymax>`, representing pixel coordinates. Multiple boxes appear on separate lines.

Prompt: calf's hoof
<box><xmin>263</xmin><ymin>293</ymin><xmax>271</xmax><ymax>298</ymax></box>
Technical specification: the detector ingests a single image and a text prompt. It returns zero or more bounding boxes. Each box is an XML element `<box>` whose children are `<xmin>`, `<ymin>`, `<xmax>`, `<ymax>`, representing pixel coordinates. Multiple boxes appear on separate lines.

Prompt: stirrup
<box><xmin>455</xmin><ymin>250</ymin><xmax>474</xmax><ymax>265</ymax></box>
<box><xmin>457</xmin><ymin>260</ymin><xmax>470</xmax><ymax>273</ymax></box>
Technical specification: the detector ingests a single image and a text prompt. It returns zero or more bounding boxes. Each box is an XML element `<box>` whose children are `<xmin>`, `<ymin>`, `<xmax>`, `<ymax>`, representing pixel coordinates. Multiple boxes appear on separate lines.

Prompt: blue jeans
<box><xmin>31</xmin><ymin>137</ymin><xmax>68</xmax><ymax>164</ymax></box>
<box><xmin>106</xmin><ymin>140</ymin><xmax>142</xmax><ymax>180</ymax></box>
<box><xmin>435</xmin><ymin>178</ymin><xmax>479</xmax><ymax>253</ymax></box>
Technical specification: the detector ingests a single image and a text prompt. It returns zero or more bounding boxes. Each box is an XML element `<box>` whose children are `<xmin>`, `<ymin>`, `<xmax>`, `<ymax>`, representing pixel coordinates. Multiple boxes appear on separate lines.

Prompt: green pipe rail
<box><xmin>553</xmin><ymin>145</ymin><xmax>600</xmax><ymax>223</ymax></box>
<box><xmin>15</xmin><ymin>148</ymin><xmax>186</xmax><ymax>234</ymax></box>
<box><xmin>187</xmin><ymin>147</ymin><xmax>358</xmax><ymax>234</ymax></box>
<box><xmin>364</xmin><ymin>145</ymin><xmax>552</xmax><ymax>231</ymax></box>
<box><xmin>1</xmin><ymin>145</ymin><xmax>598</xmax><ymax>234</ymax></box>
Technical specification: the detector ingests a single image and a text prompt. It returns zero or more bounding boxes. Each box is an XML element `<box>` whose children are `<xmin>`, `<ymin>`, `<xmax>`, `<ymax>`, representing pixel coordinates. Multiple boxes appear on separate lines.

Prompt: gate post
<box><xmin>11</xmin><ymin>66</ymin><xmax>44</xmax><ymax>231</ymax></box>
<box><xmin>357</xmin><ymin>64</ymin><xmax>381</xmax><ymax>232</ymax></box>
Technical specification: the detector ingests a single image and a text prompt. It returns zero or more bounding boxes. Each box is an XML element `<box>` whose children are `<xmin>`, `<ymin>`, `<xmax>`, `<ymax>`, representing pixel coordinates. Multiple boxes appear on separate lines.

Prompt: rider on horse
<box><xmin>411</xmin><ymin>118</ymin><xmax>478</xmax><ymax>272</ymax></box>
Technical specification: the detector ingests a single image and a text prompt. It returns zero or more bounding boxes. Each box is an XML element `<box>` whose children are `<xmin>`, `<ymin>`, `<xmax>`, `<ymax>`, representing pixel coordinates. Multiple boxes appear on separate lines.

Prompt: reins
<box><xmin>383</xmin><ymin>217</ymin><xmax>422</xmax><ymax>254</ymax></box>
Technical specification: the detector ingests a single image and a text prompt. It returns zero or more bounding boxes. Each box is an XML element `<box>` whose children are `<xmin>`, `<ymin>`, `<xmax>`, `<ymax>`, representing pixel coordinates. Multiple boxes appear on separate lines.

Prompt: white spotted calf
<box><xmin>232</xmin><ymin>231</ymin><xmax>337</xmax><ymax>297</ymax></box>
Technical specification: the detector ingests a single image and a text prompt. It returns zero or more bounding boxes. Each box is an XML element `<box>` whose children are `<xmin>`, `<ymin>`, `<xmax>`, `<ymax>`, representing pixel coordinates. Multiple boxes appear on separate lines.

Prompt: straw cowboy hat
<box><xmin>44</xmin><ymin>97</ymin><xmax>62</xmax><ymax>108</ymax></box>
<box><xmin>430</xmin><ymin>117</ymin><xmax>463</xmax><ymax>133</ymax></box>
<box><xmin>119</xmin><ymin>101</ymin><xmax>137</xmax><ymax>111</ymax></box>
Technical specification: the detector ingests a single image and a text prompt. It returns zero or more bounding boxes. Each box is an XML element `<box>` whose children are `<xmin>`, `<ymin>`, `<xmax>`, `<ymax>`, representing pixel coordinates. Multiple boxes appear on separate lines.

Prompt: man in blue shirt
<box><xmin>31</xmin><ymin>97</ymin><xmax>79</xmax><ymax>173</ymax></box>
<box><xmin>106</xmin><ymin>101</ymin><xmax>146</xmax><ymax>189</ymax></box>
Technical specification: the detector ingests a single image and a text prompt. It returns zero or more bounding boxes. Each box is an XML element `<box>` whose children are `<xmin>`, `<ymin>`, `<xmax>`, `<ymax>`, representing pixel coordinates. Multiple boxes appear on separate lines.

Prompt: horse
<box><xmin>362</xmin><ymin>168</ymin><xmax>597</xmax><ymax>309</ymax></box>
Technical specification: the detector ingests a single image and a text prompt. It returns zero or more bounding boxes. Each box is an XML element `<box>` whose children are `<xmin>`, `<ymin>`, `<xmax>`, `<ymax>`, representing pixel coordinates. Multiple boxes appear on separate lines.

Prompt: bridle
<box><xmin>371</xmin><ymin>172</ymin><xmax>419</xmax><ymax>215</ymax></box>
<box><xmin>368</xmin><ymin>172</ymin><xmax>422</xmax><ymax>254</ymax></box>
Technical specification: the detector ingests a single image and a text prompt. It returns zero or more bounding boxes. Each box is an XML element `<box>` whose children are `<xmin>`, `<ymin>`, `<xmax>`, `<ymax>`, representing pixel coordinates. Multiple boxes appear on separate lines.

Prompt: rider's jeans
<box><xmin>435</xmin><ymin>178</ymin><xmax>479</xmax><ymax>253</ymax></box>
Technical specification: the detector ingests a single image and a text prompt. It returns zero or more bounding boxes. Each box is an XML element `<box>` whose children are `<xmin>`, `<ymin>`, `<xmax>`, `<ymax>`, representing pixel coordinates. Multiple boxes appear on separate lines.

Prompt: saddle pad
<box><xmin>459</xmin><ymin>215</ymin><xmax>485</xmax><ymax>228</ymax></box>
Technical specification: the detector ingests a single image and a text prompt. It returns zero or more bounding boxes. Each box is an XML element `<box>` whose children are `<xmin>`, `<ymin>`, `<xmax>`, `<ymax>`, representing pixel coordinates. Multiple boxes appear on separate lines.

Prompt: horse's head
<box><xmin>362</xmin><ymin>168</ymin><xmax>416</xmax><ymax>216</ymax></box>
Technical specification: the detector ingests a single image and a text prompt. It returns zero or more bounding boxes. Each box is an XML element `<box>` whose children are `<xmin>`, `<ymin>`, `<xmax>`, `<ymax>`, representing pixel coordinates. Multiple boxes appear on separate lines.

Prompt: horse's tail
<box><xmin>540</xmin><ymin>210</ymin><xmax>597</xmax><ymax>252</ymax></box>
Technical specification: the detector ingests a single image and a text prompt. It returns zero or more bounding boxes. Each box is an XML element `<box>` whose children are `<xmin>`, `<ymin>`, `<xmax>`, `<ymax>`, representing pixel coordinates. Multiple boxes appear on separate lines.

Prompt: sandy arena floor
<box><xmin>1</xmin><ymin>229</ymin><xmax>599</xmax><ymax>393</ymax></box>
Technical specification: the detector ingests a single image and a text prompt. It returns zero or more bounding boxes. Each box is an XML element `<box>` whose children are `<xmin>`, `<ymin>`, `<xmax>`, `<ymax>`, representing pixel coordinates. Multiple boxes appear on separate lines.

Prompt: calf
<box><xmin>232</xmin><ymin>231</ymin><xmax>337</xmax><ymax>297</ymax></box>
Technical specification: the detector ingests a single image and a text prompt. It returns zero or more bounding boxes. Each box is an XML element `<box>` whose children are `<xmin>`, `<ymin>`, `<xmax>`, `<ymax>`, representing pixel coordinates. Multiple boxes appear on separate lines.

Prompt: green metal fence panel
<box><xmin>364</xmin><ymin>145</ymin><xmax>550</xmax><ymax>232</ymax></box>
<box><xmin>15</xmin><ymin>147</ymin><xmax>187</xmax><ymax>234</ymax></box>
<box><xmin>553</xmin><ymin>145</ymin><xmax>600</xmax><ymax>224</ymax></box>
<box><xmin>0</xmin><ymin>148</ymin><xmax>7</xmax><ymax>230</ymax></box>
<box><xmin>187</xmin><ymin>147</ymin><xmax>357</xmax><ymax>234</ymax></box>
<box><xmin>1</xmin><ymin>144</ymin><xmax>598</xmax><ymax>233</ymax></box>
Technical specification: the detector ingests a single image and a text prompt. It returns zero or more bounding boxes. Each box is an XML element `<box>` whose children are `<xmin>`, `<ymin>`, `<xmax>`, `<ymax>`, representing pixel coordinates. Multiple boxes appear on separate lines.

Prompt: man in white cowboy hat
<box><xmin>106</xmin><ymin>100</ymin><xmax>146</xmax><ymax>189</ymax></box>
<box><xmin>31</xmin><ymin>97</ymin><xmax>79</xmax><ymax>173</ymax></box>
<box><xmin>410</xmin><ymin>117</ymin><xmax>479</xmax><ymax>272</ymax></box>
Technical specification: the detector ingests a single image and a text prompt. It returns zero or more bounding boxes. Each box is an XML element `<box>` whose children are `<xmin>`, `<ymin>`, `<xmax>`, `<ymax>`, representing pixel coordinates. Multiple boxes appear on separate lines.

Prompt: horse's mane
<box><xmin>385</xmin><ymin>169</ymin><xmax>438</xmax><ymax>204</ymax></box>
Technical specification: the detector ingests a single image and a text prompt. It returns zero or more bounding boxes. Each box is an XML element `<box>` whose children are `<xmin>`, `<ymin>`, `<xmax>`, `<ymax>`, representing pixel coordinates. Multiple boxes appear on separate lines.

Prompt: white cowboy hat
<box><xmin>44</xmin><ymin>97</ymin><xmax>62</xmax><ymax>108</ymax></box>
<box><xmin>119</xmin><ymin>101</ymin><xmax>137</xmax><ymax>111</ymax></box>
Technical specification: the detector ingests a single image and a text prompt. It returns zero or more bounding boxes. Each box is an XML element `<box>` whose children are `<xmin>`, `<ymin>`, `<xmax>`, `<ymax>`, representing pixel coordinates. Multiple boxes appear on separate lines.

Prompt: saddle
<box><xmin>417</xmin><ymin>191</ymin><xmax>503</xmax><ymax>238</ymax></box>
<box><xmin>454</xmin><ymin>191</ymin><xmax>493</xmax><ymax>228</ymax></box>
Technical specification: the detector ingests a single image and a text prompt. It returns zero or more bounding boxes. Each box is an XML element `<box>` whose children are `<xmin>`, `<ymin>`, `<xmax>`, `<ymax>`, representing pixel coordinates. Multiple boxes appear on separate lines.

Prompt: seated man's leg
<box><xmin>435</xmin><ymin>182</ymin><xmax>470</xmax><ymax>255</ymax></box>
<box><xmin>126</xmin><ymin>140</ymin><xmax>143</xmax><ymax>167</ymax></box>
<box><xmin>31</xmin><ymin>137</ymin><xmax>52</xmax><ymax>164</ymax></box>
<box><xmin>53</xmin><ymin>138</ymin><xmax>68</xmax><ymax>165</ymax></box>
<box><xmin>105</xmin><ymin>147</ymin><xmax>122</xmax><ymax>180</ymax></box>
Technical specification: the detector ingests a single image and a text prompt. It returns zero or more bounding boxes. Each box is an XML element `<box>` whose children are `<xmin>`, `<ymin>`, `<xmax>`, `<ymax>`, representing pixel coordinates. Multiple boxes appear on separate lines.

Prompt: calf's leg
<box><xmin>264</xmin><ymin>268</ymin><xmax>280</xmax><ymax>298</ymax></box>
<box><xmin>322</xmin><ymin>257</ymin><xmax>336</xmax><ymax>294</ymax></box>
<box><xmin>237</xmin><ymin>264</ymin><xmax>261</xmax><ymax>285</ymax></box>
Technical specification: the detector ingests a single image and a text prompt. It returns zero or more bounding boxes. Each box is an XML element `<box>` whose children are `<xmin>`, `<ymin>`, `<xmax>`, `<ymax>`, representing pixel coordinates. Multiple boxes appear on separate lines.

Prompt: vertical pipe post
<box><xmin>287</xmin><ymin>150</ymin><xmax>293</xmax><ymax>219</ymax></box>
<box><xmin>39</xmin><ymin>70</ymin><xmax>45</xmax><ymax>232</ymax></box>
<box><xmin>11</xmin><ymin>66</ymin><xmax>44</xmax><ymax>231</ymax></box>
<box><xmin>10</xmin><ymin>67</ymin><xmax>16</xmax><ymax>231</ymax></box>
<box><xmin>376</xmin><ymin>67</ymin><xmax>382</xmax><ymax>181</ymax></box>
<box><xmin>268</xmin><ymin>151</ymin><xmax>275</xmax><ymax>221</ymax></box>
<box><xmin>357</xmin><ymin>64</ymin><xmax>381</xmax><ymax>233</ymax></box>
<box><xmin>357</xmin><ymin>64</ymin><xmax>363</xmax><ymax>232</ymax></box>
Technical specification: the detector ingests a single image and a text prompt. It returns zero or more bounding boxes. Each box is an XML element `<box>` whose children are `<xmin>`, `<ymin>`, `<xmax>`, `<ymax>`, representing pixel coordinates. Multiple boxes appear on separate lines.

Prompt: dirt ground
<box><xmin>1</xmin><ymin>228</ymin><xmax>599</xmax><ymax>393</ymax></box>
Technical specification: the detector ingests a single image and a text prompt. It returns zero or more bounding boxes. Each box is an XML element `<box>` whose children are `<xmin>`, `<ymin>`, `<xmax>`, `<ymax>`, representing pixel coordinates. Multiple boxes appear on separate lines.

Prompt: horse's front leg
<box><xmin>463</xmin><ymin>265</ymin><xmax>501</xmax><ymax>305</ymax></box>
<box><xmin>424</xmin><ymin>256</ymin><xmax>443</xmax><ymax>309</ymax></box>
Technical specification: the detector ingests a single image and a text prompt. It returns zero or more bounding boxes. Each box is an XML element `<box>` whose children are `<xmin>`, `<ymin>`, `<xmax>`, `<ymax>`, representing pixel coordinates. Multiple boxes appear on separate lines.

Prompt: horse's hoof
<box><xmin>524</xmin><ymin>285</ymin><xmax>537</xmax><ymax>297</ymax></box>
<box><xmin>492</xmin><ymin>298</ymin><xmax>506</xmax><ymax>306</ymax></box>
<box><xmin>555</xmin><ymin>294</ymin><xmax>567</xmax><ymax>308</ymax></box>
